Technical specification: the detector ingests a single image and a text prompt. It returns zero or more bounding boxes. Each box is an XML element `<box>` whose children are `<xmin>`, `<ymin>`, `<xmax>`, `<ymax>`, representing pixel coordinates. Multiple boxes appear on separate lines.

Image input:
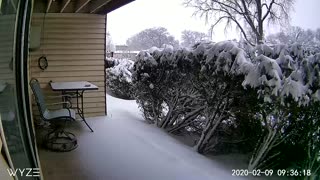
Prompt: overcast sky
<box><xmin>108</xmin><ymin>0</ymin><xmax>320</xmax><ymax>45</ymax></box>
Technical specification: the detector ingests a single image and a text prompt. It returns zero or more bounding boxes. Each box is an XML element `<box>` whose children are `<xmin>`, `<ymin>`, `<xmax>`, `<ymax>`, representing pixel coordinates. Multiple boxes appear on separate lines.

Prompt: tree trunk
<box><xmin>195</xmin><ymin>96</ymin><xmax>229</xmax><ymax>153</ymax></box>
<box><xmin>194</xmin><ymin>118</ymin><xmax>212</xmax><ymax>153</ymax></box>
<box><xmin>194</xmin><ymin>116</ymin><xmax>223</xmax><ymax>153</ymax></box>
<box><xmin>248</xmin><ymin>129</ymin><xmax>277</xmax><ymax>170</ymax></box>
<box><xmin>167</xmin><ymin>113</ymin><xmax>180</xmax><ymax>127</ymax></box>
<box><xmin>154</xmin><ymin>101</ymin><xmax>162</xmax><ymax>127</ymax></box>
<box><xmin>168</xmin><ymin>113</ymin><xmax>199</xmax><ymax>133</ymax></box>
<box><xmin>160</xmin><ymin>104</ymin><xmax>173</xmax><ymax>129</ymax></box>
<box><xmin>168</xmin><ymin>106</ymin><xmax>205</xmax><ymax>132</ymax></box>
<box><xmin>257</xmin><ymin>26</ymin><xmax>264</xmax><ymax>44</ymax></box>
<box><xmin>256</xmin><ymin>0</ymin><xmax>264</xmax><ymax>44</ymax></box>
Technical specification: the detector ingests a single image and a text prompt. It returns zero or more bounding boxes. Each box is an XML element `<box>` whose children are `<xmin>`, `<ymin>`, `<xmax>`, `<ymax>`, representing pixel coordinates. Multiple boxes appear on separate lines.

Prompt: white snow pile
<box><xmin>106</xmin><ymin>59</ymin><xmax>135</xmax><ymax>99</ymax></box>
<box><xmin>136</xmin><ymin>49</ymin><xmax>159</xmax><ymax>67</ymax></box>
<box><xmin>242</xmin><ymin>44</ymin><xmax>320</xmax><ymax>105</ymax></box>
<box><xmin>135</xmin><ymin>41</ymin><xmax>320</xmax><ymax>106</ymax></box>
<box><xmin>200</xmin><ymin>41</ymin><xmax>254</xmax><ymax>75</ymax></box>
<box><xmin>107</xmin><ymin>59</ymin><xmax>134</xmax><ymax>83</ymax></box>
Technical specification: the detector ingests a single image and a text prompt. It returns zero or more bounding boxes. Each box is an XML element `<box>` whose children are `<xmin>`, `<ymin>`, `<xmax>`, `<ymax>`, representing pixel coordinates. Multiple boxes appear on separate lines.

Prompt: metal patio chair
<box><xmin>30</xmin><ymin>78</ymin><xmax>78</xmax><ymax>152</ymax></box>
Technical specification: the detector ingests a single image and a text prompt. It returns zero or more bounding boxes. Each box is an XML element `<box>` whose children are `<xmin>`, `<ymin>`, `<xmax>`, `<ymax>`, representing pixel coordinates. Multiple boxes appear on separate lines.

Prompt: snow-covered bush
<box><xmin>188</xmin><ymin>42</ymin><xmax>259</xmax><ymax>154</ymax></box>
<box><xmin>133</xmin><ymin>46</ymin><xmax>205</xmax><ymax>126</ymax></box>
<box><xmin>106</xmin><ymin>59</ymin><xmax>134</xmax><ymax>99</ymax></box>
<box><xmin>133</xmin><ymin>41</ymin><xmax>260</xmax><ymax>154</ymax></box>
<box><xmin>240</xmin><ymin>43</ymin><xmax>320</xmax><ymax>171</ymax></box>
<box><xmin>133</xmin><ymin>41</ymin><xmax>320</xmax><ymax>173</ymax></box>
<box><xmin>288</xmin><ymin>103</ymin><xmax>320</xmax><ymax>178</ymax></box>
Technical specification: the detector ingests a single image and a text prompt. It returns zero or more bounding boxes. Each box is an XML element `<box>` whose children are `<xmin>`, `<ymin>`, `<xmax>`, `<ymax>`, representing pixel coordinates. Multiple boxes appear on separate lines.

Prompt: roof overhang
<box><xmin>34</xmin><ymin>0</ymin><xmax>135</xmax><ymax>14</ymax></box>
<box><xmin>98</xmin><ymin>0</ymin><xmax>134</xmax><ymax>14</ymax></box>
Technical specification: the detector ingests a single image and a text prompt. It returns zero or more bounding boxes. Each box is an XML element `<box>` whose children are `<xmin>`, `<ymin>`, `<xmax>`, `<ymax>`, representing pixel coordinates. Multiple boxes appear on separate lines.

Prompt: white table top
<box><xmin>50</xmin><ymin>81</ymin><xmax>98</xmax><ymax>91</ymax></box>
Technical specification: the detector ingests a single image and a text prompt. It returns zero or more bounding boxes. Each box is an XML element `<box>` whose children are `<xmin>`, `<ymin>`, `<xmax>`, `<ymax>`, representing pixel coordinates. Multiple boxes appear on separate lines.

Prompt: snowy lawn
<box><xmin>105</xmin><ymin>94</ymin><xmax>259</xmax><ymax>180</ymax></box>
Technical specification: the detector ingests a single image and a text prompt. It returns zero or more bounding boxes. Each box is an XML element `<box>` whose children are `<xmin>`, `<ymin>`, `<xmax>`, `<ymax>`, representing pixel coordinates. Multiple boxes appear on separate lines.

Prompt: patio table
<box><xmin>50</xmin><ymin>81</ymin><xmax>98</xmax><ymax>132</ymax></box>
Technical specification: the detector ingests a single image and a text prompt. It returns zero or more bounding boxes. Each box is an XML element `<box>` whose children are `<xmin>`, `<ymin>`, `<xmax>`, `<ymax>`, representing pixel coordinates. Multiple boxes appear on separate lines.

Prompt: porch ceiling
<box><xmin>34</xmin><ymin>0</ymin><xmax>135</xmax><ymax>14</ymax></box>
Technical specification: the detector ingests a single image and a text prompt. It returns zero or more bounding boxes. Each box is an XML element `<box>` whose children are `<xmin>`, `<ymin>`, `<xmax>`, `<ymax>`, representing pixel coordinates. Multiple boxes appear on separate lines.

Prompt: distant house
<box><xmin>114</xmin><ymin>45</ymin><xmax>139</xmax><ymax>60</ymax></box>
<box><xmin>115</xmin><ymin>45</ymin><xmax>130</xmax><ymax>52</ymax></box>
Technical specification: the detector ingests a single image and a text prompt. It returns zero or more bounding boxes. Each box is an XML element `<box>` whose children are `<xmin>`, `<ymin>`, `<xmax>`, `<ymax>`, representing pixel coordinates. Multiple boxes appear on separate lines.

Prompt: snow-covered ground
<box><xmin>39</xmin><ymin>94</ymin><xmax>269</xmax><ymax>180</ymax></box>
<box><xmin>105</xmin><ymin>94</ymin><xmax>253</xmax><ymax>180</ymax></box>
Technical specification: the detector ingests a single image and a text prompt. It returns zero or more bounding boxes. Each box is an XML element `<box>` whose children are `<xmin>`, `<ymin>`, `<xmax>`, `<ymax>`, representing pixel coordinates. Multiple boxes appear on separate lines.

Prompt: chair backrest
<box><xmin>29</xmin><ymin>79</ymin><xmax>48</xmax><ymax>119</ymax></box>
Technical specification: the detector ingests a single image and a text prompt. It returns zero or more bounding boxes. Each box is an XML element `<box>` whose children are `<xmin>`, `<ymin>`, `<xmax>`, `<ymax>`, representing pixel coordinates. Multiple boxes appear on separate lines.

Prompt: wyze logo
<box><xmin>7</xmin><ymin>168</ymin><xmax>40</xmax><ymax>177</ymax></box>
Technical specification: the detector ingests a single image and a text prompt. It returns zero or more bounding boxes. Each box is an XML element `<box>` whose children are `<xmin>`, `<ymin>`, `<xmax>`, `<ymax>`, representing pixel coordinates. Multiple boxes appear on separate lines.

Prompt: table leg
<box><xmin>62</xmin><ymin>90</ymin><xmax>66</xmax><ymax>108</ymax></box>
<box><xmin>76</xmin><ymin>90</ymin><xmax>79</xmax><ymax>112</ymax></box>
<box><xmin>77</xmin><ymin>90</ymin><xmax>94</xmax><ymax>132</ymax></box>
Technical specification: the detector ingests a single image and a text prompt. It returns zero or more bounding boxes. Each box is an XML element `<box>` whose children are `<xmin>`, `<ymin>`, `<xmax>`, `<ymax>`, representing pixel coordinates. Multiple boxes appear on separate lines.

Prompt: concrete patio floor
<box><xmin>36</xmin><ymin>95</ymin><xmax>252</xmax><ymax>180</ymax></box>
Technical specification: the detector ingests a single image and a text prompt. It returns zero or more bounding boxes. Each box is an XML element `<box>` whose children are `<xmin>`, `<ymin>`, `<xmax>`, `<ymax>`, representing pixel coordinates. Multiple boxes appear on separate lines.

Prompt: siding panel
<box><xmin>30</xmin><ymin>54</ymin><xmax>104</xmax><ymax>60</ymax></box>
<box><xmin>31</xmin><ymin>49</ymin><xmax>104</xmax><ymax>55</ymax></box>
<box><xmin>30</xmin><ymin>13</ymin><xmax>106</xmax><ymax>120</ymax></box>
<box><xmin>40</xmin><ymin>44</ymin><xmax>104</xmax><ymax>50</ymax></box>
<box><xmin>41</xmin><ymin>39</ymin><xmax>105</xmax><ymax>44</ymax></box>
<box><xmin>31</xmin><ymin>60</ymin><xmax>104</xmax><ymax>66</ymax></box>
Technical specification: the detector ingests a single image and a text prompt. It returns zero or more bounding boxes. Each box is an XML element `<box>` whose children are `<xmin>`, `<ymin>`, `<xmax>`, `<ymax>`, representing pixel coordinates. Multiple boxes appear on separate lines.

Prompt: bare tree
<box><xmin>126</xmin><ymin>27</ymin><xmax>179</xmax><ymax>51</ymax></box>
<box><xmin>106</xmin><ymin>32</ymin><xmax>116</xmax><ymax>57</ymax></box>
<box><xmin>181</xmin><ymin>30</ymin><xmax>209</xmax><ymax>47</ymax></box>
<box><xmin>185</xmin><ymin>0</ymin><xmax>295</xmax><ymax>45</ymax></box>
<box><xmin>266</xmin><ymin>26</ymin><xmax>302</xmax><ymax>44</ymax></box>
<box><xmin>266</xmin><ymin>26</ymin><xmax>318</xmax><ymax>47</ymax></box>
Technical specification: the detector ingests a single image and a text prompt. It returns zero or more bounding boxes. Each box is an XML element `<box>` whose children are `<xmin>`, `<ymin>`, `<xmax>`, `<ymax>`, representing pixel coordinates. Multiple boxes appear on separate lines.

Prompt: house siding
<box><xmin>30</xmin><ymin>13</ymin><xmax>106</xmax><ymax>119</ymax></box>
